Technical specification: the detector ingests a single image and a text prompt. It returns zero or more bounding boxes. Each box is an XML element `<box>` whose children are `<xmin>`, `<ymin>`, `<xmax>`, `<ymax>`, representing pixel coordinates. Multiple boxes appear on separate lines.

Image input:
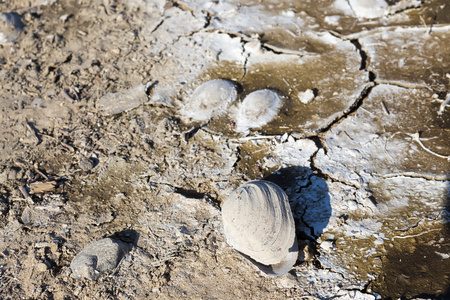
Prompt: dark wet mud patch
<box><xmin>241</xmin><ymin>56</ymin><xmax>368</xmax><ymax>135</ymax></box>
<box><xmin>195</xmin><ymin>61</ymin><xmax>245</xmax><ymax>84</ymax></box>
<box><xmin>367</xmin><ymin>175</ymin><xmax>450</xmax><ymax>298</ymax></box>
<box><xmin>234</xmin><ymin>139</ymin><xmax>275</xmax><ymax>180</ymax></box>
<box><xmin>361</xmin><ymin>26</ymin><xmax>450</xmax><ymax>91</ymax></box>
<box><xmin>64</xmin><ymin>157</ymin><xmax>143</xmax><ymax>215</ymax></box>
<box><xmin>188</xmin><ymin>50</ymin><xmax>369</xmax><ymax>136</ymax></box>
<box><xmin>371</xmin><ymin>230</ymin><xmax>450</xmax><ymax>299</ymax></box>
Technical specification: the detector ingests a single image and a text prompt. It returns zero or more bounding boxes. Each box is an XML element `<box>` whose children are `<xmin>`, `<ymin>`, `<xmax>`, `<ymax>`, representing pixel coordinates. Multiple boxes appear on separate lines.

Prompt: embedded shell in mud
<box><xmin>181</xmin><ymin>79</ymin><xmax>237</xmax><ymax>122</ymax></box>
<box><xmin>222</xmin><ymin>180</ymin><xmax>298</xmax><ymax>276</ymax></box>
<box><xmin>235</xmin><ymin>89</ymin><xmax>281</xmax><ymax>133</ymax></box>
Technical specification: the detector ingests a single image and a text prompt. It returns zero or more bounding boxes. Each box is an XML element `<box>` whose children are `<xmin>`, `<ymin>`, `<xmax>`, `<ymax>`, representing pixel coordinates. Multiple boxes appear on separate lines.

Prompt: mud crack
<box><xmin>377</xmin><ymin>172</ymin><xmax>450</xmax><ymax>181</ymax></box>
<box><xmin>299</xmin><ymin>205</ymin><xmax>317</xmax><ymax>239</ymax></box>
<box><xmin>350</xmin><ymin>39</ymin><xmax>368</xmax><ymax>71</ymax></box>
<box><xmin>151</xmin><ymin>19</ymin><xmax>165</xmax><ymax>35</ymax></box>
<box><xmin>320</xmin><ymin>79</ymin><xmax>376</xmax><ymax>134</ymax></box>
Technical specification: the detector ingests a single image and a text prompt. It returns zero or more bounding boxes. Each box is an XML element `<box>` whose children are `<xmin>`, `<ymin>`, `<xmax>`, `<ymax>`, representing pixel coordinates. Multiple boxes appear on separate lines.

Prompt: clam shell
<box><xmin>235</xmin><ymin>89</ymin><xmax>281</xmax><ymax>133</ymax></box>
<box><xmin>181</xmin><ymin>79</ymin><xmax>237</xmax><ymax>122</ymax></box>
<box><xmin>222</xmin><ymin>180</ymin><xmax>298</xmax><ymax>276</ymax></box>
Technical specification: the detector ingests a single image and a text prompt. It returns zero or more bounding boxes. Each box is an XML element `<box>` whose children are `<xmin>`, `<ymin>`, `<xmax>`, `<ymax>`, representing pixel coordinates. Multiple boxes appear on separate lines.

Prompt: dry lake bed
<box><xmin>0</xmin><ymin>0</ymin><xmax>449</xmax><ymax>299</ymax></box>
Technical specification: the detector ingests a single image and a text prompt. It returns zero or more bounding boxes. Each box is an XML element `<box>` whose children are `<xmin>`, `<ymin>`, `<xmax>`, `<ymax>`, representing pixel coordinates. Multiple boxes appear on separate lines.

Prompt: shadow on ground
<box><xmin>265</xmin><ymin>166</ymin><xmax>331</xmax><ymax>263</ymax></box>
<box><xmin>109</xmin><ymin>229</ymin><xmax>140</xmax><ymax>247</ymax></box>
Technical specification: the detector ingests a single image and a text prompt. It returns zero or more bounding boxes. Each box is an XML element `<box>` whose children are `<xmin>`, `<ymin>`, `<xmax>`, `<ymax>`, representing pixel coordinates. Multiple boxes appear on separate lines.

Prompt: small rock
<box><xmin>35</xmin><ymin>262</ymin><xmax>49</xmax><ymax>272</ymax></box>
<box><xmin>70</xmin><ymin>238</ymin><xmax>130</xmax><ymax>280</ymax></box>
<box><xmin>298</xmin><ymin>89</ymin><xmax>316</xmax><ymax>104</ymax></box>
<box><xmin>7</xmin><ymin>167</ymin><xmax>21</xmax><ymax>180</ymax></box>
<box><xmin>93</xmin><ymin>213</ymin><xmax>114</xmax><ymax>226</ymax></box>
<box><xmin>79</xmin><ymin>157</ymin><xmax>96</xmax><ymax>171</ymax></box>
<box><xmin>97</xmin><ymin>84</ymin><xmax>148</xmax><ymax>116</ymax></box>
<box><xmin>59</xmin><ymin>14</ymin><xmax>71</xmax><ymax>23</ymax></box>
<box><xmin>21</xmin><ymin>207</ymin><xmax>48</xmax><ymax>226</ymax></box>
<box><xmin>319</xmin><ymin>240</ymin><xmax>335</xmax><ymax>252</ymax></box>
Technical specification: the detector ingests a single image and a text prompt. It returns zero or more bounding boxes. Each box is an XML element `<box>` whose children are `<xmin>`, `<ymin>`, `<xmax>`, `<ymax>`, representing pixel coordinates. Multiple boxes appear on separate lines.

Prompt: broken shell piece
<box><xmin>235</xmin><ymin>89</ymin><xmax>281</xmax><ymax>133</ymax></box>
<box><xmin>181</xmin><ymin>79</ymin><xmax>237</xmax><ymax>122</ymax></box>
<box><xmin>0</xmin><ymin>13</ymin><xmax>24</xmax><ymax>44</ymax></box>
<box><xmin>222</xmin><ymin>180</ymin><xmax>298</xmax><ymax>276</ymax></box>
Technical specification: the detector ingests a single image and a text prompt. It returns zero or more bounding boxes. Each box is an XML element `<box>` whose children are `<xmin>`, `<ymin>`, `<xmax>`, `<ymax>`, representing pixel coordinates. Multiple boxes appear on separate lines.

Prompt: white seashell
<box><xmin>222</xmin><ymin>180</ymin><xmax>298</xmax><ymax>276</ymax></box>
<box><xmin>181</xmin><ymin>79</ymin><xmax>237</xmax><ymax>122</ymax></box>
<box><xmin>235</xmin><ymin>89</ymin><xmax>281</xmax><ymax>133</ymax></box>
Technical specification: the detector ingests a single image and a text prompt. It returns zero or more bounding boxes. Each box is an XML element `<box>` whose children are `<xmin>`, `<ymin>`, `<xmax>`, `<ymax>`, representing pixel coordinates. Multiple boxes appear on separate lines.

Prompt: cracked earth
<box><xmin>0</xmin><ymin>0</ymin><xmax>449</xmax><ymax>299</ymax></box>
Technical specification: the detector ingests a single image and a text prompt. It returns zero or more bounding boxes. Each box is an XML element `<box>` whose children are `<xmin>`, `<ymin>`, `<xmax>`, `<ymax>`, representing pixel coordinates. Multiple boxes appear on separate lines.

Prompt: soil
<box><xmin>0</xmin><ymin>0</ymin><xmax>449</xmax><ymax>299</ymax></box>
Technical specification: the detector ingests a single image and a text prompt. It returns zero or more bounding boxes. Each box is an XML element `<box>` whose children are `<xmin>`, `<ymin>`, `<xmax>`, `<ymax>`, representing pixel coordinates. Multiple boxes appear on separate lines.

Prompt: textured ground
<box><xmin>0</xmin><ymin>0</ymin><xmax>449</xmax><ymax>299</ymax></box>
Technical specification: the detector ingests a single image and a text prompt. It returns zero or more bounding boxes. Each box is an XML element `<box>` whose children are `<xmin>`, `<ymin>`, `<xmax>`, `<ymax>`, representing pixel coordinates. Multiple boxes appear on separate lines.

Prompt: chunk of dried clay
<box><xmin>0</xmin><ymin>12</ymin><xmax>24</xmax><ymax>44</ymax></box>
<box><xmin>181</xmin><ymin>79</ymin><xmax>237</xmax><ymax>122</ymax></box>
<box><xmin>70</xmin><ymin>238</ymin><xmax>130</xmax><ymax>280</ymax></box>
<box><xmin>222</xmin><ymin>180</ymin><xmax>298</xmax><ymax>276</ymax></box>
<box><xmin>235</xmin><ymin>90</ymin><xmax>281</xmax><ymax>134</ymax></box>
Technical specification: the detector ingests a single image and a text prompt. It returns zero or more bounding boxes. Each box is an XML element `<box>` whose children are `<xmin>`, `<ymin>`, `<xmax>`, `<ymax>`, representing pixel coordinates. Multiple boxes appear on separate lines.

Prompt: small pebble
<box><xmin>79</xmin><ymin>157</ymin><xmax>95</xmax><ymax>171</ymax></box>
<box><xmin>298</xmin><ymin>89</ymin><xmax>315</xmax><ymax>104</ymax></box>
<box><xmin>35</xmin><ymin>262</ymin><xmax>49</xmax><ymax>272</ymax></box>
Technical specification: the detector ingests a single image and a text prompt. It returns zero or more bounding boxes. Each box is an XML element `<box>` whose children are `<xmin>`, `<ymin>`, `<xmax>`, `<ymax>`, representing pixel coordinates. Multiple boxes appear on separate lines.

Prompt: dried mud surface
<box><xmin>0</xmin><ymin>0</ymin><xmax>449</xmax><ymax>299</ymax></box>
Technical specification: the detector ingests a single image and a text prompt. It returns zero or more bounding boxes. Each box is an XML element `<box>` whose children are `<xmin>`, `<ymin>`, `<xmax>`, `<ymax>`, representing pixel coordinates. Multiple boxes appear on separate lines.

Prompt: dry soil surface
<box><xmin>0</xmin><ymin>0</ymin><xmax>449</xmax><ymax>299</ymax></box>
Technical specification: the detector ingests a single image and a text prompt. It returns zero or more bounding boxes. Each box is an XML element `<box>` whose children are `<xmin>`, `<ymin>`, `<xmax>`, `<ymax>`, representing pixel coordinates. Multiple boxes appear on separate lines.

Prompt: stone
<box><xmin>70</xmin><ymin>238</ymin><xmax>130</xmax><ymax>280</ymax></box>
